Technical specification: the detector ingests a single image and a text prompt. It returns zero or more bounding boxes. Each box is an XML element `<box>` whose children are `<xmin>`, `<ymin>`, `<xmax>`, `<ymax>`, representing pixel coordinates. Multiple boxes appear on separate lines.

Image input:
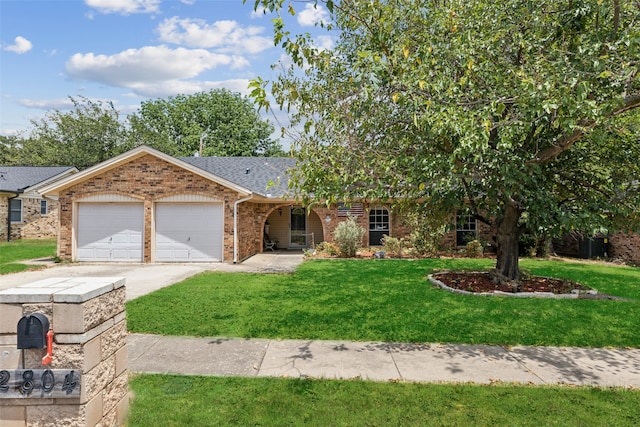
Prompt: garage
<box><xmin>77</xmin><ymin>203</ymin><xmax>144</xmax><ymax>262</ymax></box>
<box><xmin>155</xmin><ymin>203</ymin><xmax>224</xmax><ymax>262</ymax></box>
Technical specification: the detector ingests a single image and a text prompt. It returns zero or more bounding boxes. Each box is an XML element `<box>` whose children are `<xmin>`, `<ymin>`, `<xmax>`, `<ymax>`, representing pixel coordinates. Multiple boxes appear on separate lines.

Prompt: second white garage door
<box><xmin>155</xmin><ymin>203</ymin><xmax>224</xmax><ymax>262</ymax></box>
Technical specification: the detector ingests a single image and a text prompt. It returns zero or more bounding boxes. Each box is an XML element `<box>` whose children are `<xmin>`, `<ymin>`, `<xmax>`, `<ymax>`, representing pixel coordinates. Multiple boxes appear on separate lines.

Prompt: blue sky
<box><xmin>0</xmin><ymin>0</ymin><xmax>333</xmax><ymax>148</ymax></box>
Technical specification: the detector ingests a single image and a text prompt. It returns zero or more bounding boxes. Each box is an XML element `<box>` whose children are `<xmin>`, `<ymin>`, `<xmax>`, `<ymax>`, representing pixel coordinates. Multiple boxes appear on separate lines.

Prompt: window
<box><xmin>369</xmin><ymin>208</ymin><xmax>389</xmax><ymax>232</ymax></box>
<box><xmin>456</xmin><ymin>212</ymin><xmax>477</xmax><ymax>246</ymax></box>
<box><xmin>369</xmin><ymin>207</ymin><xmax>390</xmax><ymax>246</ymax></box>
<box><xmin>10</xmin><ymin>199</ymin><xmax>22</xmax><ymax>222</ymax></box>
<box><xmin>40</xmin><ymin>200</ymin><xmax>48</xmax><ymax>215</ymax></box>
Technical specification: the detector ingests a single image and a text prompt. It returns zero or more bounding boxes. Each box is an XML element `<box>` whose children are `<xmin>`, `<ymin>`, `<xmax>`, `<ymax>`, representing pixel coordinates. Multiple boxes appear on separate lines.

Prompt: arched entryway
<box><xmin>263</xmin><ymin>206</ymin><xmax>324</xmax><ymax>250</ymax></box>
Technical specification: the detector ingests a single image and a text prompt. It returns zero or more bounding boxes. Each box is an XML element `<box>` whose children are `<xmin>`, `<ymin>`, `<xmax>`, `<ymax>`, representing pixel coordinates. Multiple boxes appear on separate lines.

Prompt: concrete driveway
<box><xmin>0</xmin><ymin>252</ymin><xmax>304</xmax><ymax>300</ymax></box>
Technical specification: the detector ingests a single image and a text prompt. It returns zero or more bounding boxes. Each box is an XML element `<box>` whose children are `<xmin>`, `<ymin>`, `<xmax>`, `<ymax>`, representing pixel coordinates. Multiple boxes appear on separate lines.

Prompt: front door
<box><xmin>289</xmin><ymin>206</ymin><xmax>307</xmax><ymax>248</ymax></box>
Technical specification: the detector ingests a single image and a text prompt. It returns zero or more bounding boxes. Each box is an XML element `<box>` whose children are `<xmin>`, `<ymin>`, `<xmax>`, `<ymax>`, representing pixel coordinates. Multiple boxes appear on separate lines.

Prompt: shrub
<box><xmin>315</xmin><ymin>241</ymin><xmax>339</xmax><ymax>257</ymax></box>
<box><xmin>409</xmin><ymin>228</ymin><xmax>443</xmax><ymax>257</ymax></box>
<box><xmin>333</xmin><ymin>216</ymin><xmax>365</xmax><ymax>257</ymax></box>
<box><xmin>465</xmin><ymin>239</ymin><xmax>484</xmax><ymax>257</ymax></box>
<box><xmin>381</xmin><ymin>235</ymin><xmax>403</xmax><ymax>258</ymax></box>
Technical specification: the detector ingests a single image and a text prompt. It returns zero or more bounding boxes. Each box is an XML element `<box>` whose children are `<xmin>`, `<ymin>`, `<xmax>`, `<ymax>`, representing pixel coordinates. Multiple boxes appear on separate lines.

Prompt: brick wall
<box><xmin>0</xmin><ymin>196</ymin><xmax>7</xmax><ymax>240</ymax></box>
<box><xmin>57</xmin><ymin>154</ymin><xmax>245</xmax><ymax>262</ymax></box>
<box><xmin>609</xmin><ymin>232</ymin><xmax>640</xmax><ymax>264</ymax></box>
<box><xmin>0</xmin><ymin>196</ymin><xmax>59</xmax><ymax>241</ymax></box>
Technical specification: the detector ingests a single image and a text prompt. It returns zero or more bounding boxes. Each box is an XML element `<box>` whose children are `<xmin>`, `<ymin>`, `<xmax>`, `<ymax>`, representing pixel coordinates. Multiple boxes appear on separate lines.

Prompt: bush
<box><xmin>381</xmin><ymin>235</ymin><xmax>403</xmax><ymax>258</ymax></box>
<box><xmin>315</xmin><ymin>241</ymin><xmax>339</xmax><ymax>257</ymax></box>
<box><xmin>334</xmin><ymin>216</ymin><xmax>365</xmax><ymax>257</ymax></box>
<box><xmin>465</xmin><ymin>239</ymin><xmax>484</xmax><ymax>257</ymax></box>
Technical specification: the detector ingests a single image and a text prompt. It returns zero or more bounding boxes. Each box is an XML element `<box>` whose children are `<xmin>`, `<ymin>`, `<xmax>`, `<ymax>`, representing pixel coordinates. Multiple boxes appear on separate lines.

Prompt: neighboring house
<box><xmin>37</xmin><ymin>145</ymin><xmax>639</xmax><ymax>264</ymax></box>
<box><xmin>0</xmin><ymin>166</ymin><xmax>78</xmax><ymax>241</ymax></box>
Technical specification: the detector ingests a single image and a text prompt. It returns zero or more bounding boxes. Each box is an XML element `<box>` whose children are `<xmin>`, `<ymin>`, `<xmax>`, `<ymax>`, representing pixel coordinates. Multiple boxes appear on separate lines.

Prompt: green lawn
<box><xmin>128</xmin><ymin>375</ymin><xmax>640</xmax><ymax>426</ymax></box>
<box><xmin>0</xmin><ymin>238</ymin><xmax>56</xmax><ymax>274</ymax></box>
<box><xmin>127</xmin><ymin>258</ymin><xmax>640</xmax><ymax>348</ymax></box>
<box><xmin>126</xmin><ymin>258</ymin><xmax>640</xmax><ymax>425</ymax></box>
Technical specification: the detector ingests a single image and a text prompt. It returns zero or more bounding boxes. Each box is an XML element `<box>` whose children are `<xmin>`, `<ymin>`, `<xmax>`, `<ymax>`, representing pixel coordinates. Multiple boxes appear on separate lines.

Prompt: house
<box><xmin>37</xmin><ymin>145</ymin><xmax>639</xmax><ymax>264</ymax></box>
<box><xmin>0</xmin><ymin>166</ymin><xmax>78</xmax><ymax>241</ymax></box>
<box><xmin>37</xmin><ymin>145</ymin><xmax>429</xmax><ymax>263</ymax></box>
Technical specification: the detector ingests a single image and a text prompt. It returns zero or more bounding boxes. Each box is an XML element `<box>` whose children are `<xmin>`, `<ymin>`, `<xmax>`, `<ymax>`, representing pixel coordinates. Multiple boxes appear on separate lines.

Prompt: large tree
<box><xmin>127</xmin><ymin>89</ymin><xmax>284</xmax><ymax>157</ymax></box>
<box><xmin>250</xmin><ymin>0</ymin><xmax>640</xmax><ymax>281</ymax></box>
<box><xmin>12</xmin><ymin>97</ymin><xmax>126</xmax><ymax>169</ymax></box>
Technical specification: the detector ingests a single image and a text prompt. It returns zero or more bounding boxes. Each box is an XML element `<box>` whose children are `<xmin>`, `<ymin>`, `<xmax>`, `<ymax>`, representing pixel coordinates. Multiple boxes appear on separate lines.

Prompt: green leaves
<box><xmin>249</xmin><ymin>0</ymin><xmax>639</xmax><ymax>240</ymax></box>
<box><xmin>127</xmin><ymin>89</ymin><xmax>283</xmax><ymax>157</ymax></box>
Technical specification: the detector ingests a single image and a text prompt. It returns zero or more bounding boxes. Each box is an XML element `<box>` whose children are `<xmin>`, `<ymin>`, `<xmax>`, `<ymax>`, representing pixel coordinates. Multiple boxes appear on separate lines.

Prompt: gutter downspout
<box><xmin>233</xmin><ymin>194</ymin><xmax>253</xmax><ymax>264</ymax></box>
<box><xmin>6</xmin><ymin>192</ymin><xmax>20</xmax><ymax>242</ymax></box>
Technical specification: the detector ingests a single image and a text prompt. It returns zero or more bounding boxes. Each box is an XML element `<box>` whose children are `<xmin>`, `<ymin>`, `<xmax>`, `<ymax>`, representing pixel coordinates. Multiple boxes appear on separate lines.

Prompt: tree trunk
<box><xmin>494</xmin><ymin>201</ymin><xmax>522</xmax><ymax>282</ymax></box>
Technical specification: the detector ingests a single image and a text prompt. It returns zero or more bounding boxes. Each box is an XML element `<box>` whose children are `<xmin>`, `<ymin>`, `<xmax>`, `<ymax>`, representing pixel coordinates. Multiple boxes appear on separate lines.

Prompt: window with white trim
<box><xmin>10</xmin><ymin>199</ymin><xmax>22</xmax><ymax>222</ymax></box>
<box><xmin>40</xmin><ymin>200</ymin><xmax>48</xmax><ymax>215</ymax></box>
<box><xmin>456</xmin><ymin>212</ymin><xmax>477</xmax><ymax>246</ymax></box>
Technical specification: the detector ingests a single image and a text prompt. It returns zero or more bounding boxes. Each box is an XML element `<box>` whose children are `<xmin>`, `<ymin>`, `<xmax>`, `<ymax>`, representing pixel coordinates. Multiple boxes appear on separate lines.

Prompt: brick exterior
<box><xmin>58</xmin><ymin>154</ymin><xmax>246</xmax><ymax>262</ymax></box>
<box><xmin>609</xmin><ymin>232</ymin><xmax>640</xmax><ymax>264</ymax></box>
<box><xmin>0</xmin><ymin>195</ymin><xmax>59</xmax><ymax>241</ymax></box>
<box><xmin>51</xmin><ymin>151</ymin><xmax>639</xmax><ymax>263</ymax></box>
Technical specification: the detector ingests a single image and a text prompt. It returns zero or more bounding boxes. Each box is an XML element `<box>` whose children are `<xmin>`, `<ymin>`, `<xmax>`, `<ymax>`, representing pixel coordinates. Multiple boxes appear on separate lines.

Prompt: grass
<box><xmin>126</xmin><ymin>258</ymin><xmax>640</xmax><ymax>348</ymax></box>
<box><xmin>128</xmin><ymin>375</ymin><xmax>640</xmax><ymax>426</ymax></box>
<box><xmin>125</xmin><ymin>257</ymin><xmax>640</xmax><ymax>424</ymax></box>
<box><xmin>0</xmin><ymin>238</ymin><xmax>56</xmax><ymax>274</ymax></box>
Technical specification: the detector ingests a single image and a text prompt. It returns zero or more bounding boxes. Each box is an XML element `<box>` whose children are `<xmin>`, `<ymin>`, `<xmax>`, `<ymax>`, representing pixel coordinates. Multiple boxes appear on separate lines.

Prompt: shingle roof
<box><xmin>179</xmin><ymin>156</ymin><xmax>298</xmax><ymax>198</ymax></box>
<box><xmin>0</xmin><ymin>166</ymin><xmax>76</xmax><ymax>193</ymax></box>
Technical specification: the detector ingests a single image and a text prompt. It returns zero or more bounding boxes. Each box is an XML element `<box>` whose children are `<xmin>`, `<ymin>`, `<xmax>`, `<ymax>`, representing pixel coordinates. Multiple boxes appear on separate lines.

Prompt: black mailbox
<box><xmin>17</xmin><ymin>313</ymin><xmax>50</xmax><ymax>349</ymax></box>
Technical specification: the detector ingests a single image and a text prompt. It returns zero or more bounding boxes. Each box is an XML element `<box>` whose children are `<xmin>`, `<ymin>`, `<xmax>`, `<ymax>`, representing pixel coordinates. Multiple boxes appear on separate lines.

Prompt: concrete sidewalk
<box><xmin>128</xmin><ymin>334</ymin><xmax>640</xmax><ymax>387</ymax></box>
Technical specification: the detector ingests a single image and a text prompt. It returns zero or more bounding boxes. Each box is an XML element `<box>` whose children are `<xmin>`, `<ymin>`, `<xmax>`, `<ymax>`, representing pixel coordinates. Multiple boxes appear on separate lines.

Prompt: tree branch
<box><xmin>529</xmin><ymin>94</ymin><xmax>640</xmax><ymax>165</ymax></box>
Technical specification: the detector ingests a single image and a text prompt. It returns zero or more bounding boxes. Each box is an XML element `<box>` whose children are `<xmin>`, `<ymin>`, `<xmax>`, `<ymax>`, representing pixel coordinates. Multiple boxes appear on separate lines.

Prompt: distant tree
<box><xmin>0</xmin><ymin>135</ymin><xmax>22</xmax><ymax>165</ymax></box>
<box><xmin>251</xmin><ymin>0</ymin><xmax>640</xmax><ymax>282</ymax></box>
<box><xmin>23</xmin><ymin>96</ymin><xmax>126</xmax><ymax>169</ymax></box>
<box><xmin>127</xmin><ymin>89</ymin><xmax>284</xmax><ymax>157</ymax></box>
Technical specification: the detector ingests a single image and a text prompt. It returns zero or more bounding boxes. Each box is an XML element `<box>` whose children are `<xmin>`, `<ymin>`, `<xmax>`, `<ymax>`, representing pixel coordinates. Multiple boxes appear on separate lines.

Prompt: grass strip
<box><xmin>128</xmin><ymin>374</ymin><xmax>640</xmax><ymax>427</ymax></box>
<box><xmin>0</xmin><ymin>238</ymin><xmax>56</xmax><ymax>274</ymax></box>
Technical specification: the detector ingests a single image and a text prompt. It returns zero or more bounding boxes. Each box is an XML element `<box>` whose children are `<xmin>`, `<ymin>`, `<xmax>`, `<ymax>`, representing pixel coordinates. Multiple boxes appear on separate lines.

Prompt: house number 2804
<box><xmin>0</xmin><ymin>369</ymin><xmax>81</xmax><ymax>398</ymax></box>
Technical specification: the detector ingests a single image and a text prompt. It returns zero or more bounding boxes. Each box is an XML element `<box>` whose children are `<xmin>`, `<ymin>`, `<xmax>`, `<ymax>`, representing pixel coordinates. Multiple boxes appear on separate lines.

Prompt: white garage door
<box><xmin>77</xmin><ymin>203</ymin><xmax>144</xmax><ymax>262</ymax></box>
<box><xmin>155</xmin><ymin>203</ymin><xmax>223</xmax><ymax>262</ymax></box>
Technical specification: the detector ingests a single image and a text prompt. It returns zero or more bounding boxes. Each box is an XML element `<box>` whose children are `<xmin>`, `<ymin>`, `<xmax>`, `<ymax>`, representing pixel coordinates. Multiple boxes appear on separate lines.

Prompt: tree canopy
<box><xmin>127</xmin><ymin>89</ymin><xmax>284</xmax><ymax>157</ymax></box>
<box><xmin>9</xmin><ymin>97</ymin><xmax>126</xmax><ymax>169</ymax></box>
<box><xmin>250</xmin><ymin>0</ymin><xmax>640</xmax><ymax>280</ymax></box>
<box><xmin>2</xmin><ymin>90</ymin><xmax>285</xmax><ymax>169</ymax></box>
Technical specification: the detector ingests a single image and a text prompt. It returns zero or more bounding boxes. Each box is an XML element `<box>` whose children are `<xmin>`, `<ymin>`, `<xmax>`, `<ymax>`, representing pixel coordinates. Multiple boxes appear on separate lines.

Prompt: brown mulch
<box><xmin>434</xmin><ymin>272</ymin><xmax>592</xmax><ymax>294</ymax></box>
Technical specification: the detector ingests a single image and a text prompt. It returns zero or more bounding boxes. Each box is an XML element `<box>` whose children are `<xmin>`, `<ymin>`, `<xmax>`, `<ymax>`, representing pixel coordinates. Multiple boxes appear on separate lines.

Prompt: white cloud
<box><xmin>250</xmin><ymin>6</ymin><xmax>268</xmax><ymax>19</ymax></box>
<box><xmin>85</xmin><ymin>0</ymin><xmax>160</xmax><ymax>15</ymax></box>
<box><xmin>64</xmin><ymin>45</ymin><xmax>253</xmax><ymax>97</ymax></box>
<box><xmin>17</xmin><ymin>96</ymin><xmax>139</xmax><ymax>117</ymax></box>
<box><xmin>156</xmin><ymin>17</ymin><xmax>273</xmax><ymax>54</ymax></box>
<box><xmin>66</xmin><ymin>45</ymin><xmax>242</xmax><ymax>87</ymax></box>
<box><xmin>127</xmin><ymin>78</ymin><xmax>252</xmax><ymax>98</ymax></box>
<box><xmin>4</xmin><ymin>36</ymin><xmax>33</xmax><ymax>54</ymax></box>
<box><xmin>18</xmin><ymin>98</ymin><xmax>76</xmax><ymax>110</ymax></box>
<box><xmin>297</xmin><ymin>3</ymin><xmax>330</xmax><ymax>27</ymax></box>
<box><xmin>314</xmin><ymin>35</ymin><xmax>334</xmax><ymax>51</ymax></box>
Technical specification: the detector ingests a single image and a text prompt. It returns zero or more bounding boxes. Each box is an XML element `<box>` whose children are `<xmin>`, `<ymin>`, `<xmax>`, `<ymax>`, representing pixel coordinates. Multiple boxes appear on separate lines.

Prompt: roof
<box><xmin>0</xmin><ymin>166</ymin><xmax>77</xmax><ymax>194</ymax></box>
<box><xmin>179</xmin><ymin>156</ymin><xmax>297</xmax><ymax>198</ymax></box>
<box><xmin>38</xmin><ymin>145</ymin><xmax>297</xmax><ymax>200</ymax></box>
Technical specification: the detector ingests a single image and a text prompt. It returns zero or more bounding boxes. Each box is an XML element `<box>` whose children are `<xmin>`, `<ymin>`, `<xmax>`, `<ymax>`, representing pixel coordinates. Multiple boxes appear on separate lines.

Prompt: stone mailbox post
<box><xmin>0</xmin><ymin>277</ymin><xmax>129</xmax><ymax>426</ymax></box>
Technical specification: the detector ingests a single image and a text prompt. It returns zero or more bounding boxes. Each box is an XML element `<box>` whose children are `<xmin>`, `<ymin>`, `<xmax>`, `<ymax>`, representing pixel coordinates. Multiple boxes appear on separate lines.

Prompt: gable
<box><xmin>39</xmin><ymin>145</ymin><xmax>251</xmax><ymax>197</ymax></box>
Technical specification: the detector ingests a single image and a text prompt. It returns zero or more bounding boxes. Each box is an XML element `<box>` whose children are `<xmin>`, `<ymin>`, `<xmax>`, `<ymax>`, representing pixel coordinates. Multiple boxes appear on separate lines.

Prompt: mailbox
<box><xmin>17</xmin><ymin>313</ymin><xmax>50</xmax><ymax>349</ymax></box>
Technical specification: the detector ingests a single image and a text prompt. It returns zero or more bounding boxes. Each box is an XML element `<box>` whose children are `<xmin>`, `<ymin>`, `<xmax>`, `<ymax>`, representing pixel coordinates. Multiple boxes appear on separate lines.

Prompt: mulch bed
<box><xmin>434</xmin><ymin>272</ymin><xmax>592</xmax><ymax>294</ymax></box>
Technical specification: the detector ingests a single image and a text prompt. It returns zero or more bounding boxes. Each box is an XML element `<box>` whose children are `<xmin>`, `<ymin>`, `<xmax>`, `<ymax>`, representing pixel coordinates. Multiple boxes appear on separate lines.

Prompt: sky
<box><xmin>0</xmin><ymin>0</ymin><xmax>334</xmax><ymax>149</ymax></box>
